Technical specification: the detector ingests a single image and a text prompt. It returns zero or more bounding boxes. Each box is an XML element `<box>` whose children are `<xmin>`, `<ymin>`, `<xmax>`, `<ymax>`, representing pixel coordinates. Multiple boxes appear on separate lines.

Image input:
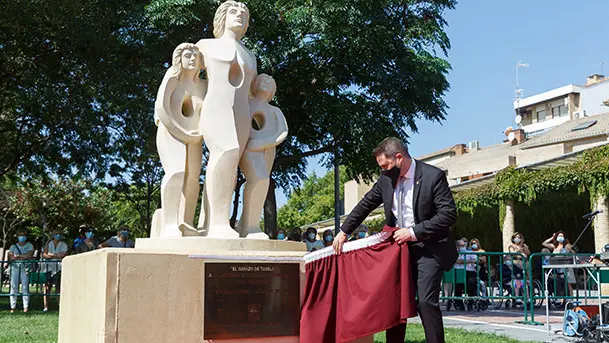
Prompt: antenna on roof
<box><xmin>592</xmin><ymin>62</ymin><xmax>604</xmax><ymax>75</ymax></box>
<box><xmin>515</xmin><ymin>60</ymin><xmax>529</xmax><ymax>126</ymax></box>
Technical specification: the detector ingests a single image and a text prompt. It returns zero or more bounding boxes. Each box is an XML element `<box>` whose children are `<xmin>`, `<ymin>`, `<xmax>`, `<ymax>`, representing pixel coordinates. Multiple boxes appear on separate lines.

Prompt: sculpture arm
<box><xmin>247</xmin><ymin>107</ymin><xmax>288</xmax><ymax>152</ymax></box>
<box><xmin>155</xmin><ymin>72</ymin><xmax>202</xmax><ymax>144</ymax></box>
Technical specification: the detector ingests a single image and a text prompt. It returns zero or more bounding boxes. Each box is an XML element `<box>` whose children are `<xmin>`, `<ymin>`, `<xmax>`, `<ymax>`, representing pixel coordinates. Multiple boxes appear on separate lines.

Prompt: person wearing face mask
<box><xmin>42</xmin><ymin>229</ymin><xmax>69</xmax><ymax>312</ymax></box>
<box><xmin>468</xmin><ymin>239</ymin><xmax>488</xmax><ymax>300</ymax></box>
<box><xmin>542</xmin><ymin>231</ymin><xmax>575</xmax><ymax>302</ymax></box>
<box><xmin>453</xmin><ymin>239</ymin><xmax>477</xmax><ymax>311</ymax></box>
<box><xmin>508</xmin><ymin>232</ymin><xmax>531</xmax><ymax>258</ymax></box>
<box><xmin>349</xmin><ymin>224</ymin><xmax>369</xmax><ymax>241</ymax></box>
<box><xmin>304</xmin><ymin>227</ymin><xmax>324</xmax><ymax>252</ymax></box>
<box><xmin>8</xmin><ymin>230</ymin><xmax>34</xmax><ymax>313</ymax></box>
<box><xmin>322</xmin><ymin>229</ymin><xmax>334</xmax><ymax>247</ymax></box>
<box><xmin>333</xmin><ymin>137</ymin><xmax>457</xmax><ymax>343</ymax></box>
<box><xmin>76</xmin><ymin>228</ymin><xmax>99</xmax><ymax>254</ymax></box>
<box><xmin>275</xmin><ymin>229</ymin><xmax>287</xmax><ymax>241</ymax></box>
<box><xmin>99</xmin><ymin>226</ymin><xmax>135</xmax><ymax>248</ymax></box>
<box><xmin>500</xmin><ymin>254</ymin><xmax>525</xmax><ymax>308</ymax></box>
<box><xmin>72</xmin><ymin>224</ymin><xmax>88</xmax><ymax>251</ymax></box>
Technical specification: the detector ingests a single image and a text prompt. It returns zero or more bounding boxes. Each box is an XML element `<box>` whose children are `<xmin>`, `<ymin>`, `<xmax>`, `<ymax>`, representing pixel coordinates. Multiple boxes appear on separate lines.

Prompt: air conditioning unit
<box><xmin>468</xmin><ymin>140</ymin><xmax>480</xmax><ymax>152</ymax></box>
<box><xmin>574</xmin><ymin>111</ymin><xmax>581</xmax><ymax>118</ymax></box>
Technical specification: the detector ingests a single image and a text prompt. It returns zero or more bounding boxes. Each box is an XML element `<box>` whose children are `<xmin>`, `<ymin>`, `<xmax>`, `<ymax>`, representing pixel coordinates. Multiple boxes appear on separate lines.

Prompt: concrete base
<box><xmin>135</xmin><ymin>236</ymin><xmax>306</xmax><ymax>255</ymax></box>
<box><xmin>58</xmin><ymin>239</ymin><xmax>307</xmax><ymax>343</ymax></box>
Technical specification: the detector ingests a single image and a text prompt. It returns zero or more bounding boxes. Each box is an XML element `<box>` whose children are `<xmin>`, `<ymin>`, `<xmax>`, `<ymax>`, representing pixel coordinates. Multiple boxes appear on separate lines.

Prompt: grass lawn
<box><xmin>373</xmin><ymin>327</ymin><xmax>538</xmax><ymax>343</ymax></box>
<box><xmin>0</xmin><ymin>300</ymin><xmax>537</xmax><ymax>343</ymax></box>
<box><xmin>0</xmin><ymin>294</ymin><xmax>60</xmax><ymax>343</ymax></box>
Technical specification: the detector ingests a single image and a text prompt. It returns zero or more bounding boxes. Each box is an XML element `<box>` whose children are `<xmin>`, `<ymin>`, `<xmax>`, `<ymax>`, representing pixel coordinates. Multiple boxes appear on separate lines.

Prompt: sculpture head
<box><xmin>251</xmin><ymin>74</ymin><xmax>276</xmax><ymax>102</ymax></box>
<box><xmin>213</xmin><ymin>1</ymin><xmax>249</xmax><ymax>40</ymax></box>
<box><xmin>171</xmin><ymin>43</ymin><xmax>203</xmax><ymax>83</ymax></box>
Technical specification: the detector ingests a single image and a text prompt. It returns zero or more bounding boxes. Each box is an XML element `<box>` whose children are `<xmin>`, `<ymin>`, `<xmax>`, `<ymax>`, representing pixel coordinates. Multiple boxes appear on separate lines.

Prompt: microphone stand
<box><xmin>572</xmin><ymin>215</ymin><xmax>596</xmax><ymax>254</ymax></box>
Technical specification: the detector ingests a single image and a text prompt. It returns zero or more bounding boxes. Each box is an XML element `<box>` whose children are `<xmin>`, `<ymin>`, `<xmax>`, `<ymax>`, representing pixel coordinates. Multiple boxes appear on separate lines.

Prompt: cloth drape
<box><xmin>300</xmin><ymin>226</ymin><xmax>417</xmax><ymax>343</ymax></box>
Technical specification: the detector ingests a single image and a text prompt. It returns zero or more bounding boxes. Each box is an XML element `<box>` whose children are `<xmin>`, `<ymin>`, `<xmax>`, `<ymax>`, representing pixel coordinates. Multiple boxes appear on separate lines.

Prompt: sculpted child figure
<box><xmin>152</xmin><ymin>43</ymin><xmax>206</xmax><ymax>237</ymax></box>
<box><xmin>191</xmin><ymin>0</ymin><xmax>257</xmax><ymax>238</ymax></box>
<box><xmin>238</xmin><ymin>74</ymin><xmax>288</xmax><ymax>239</ymax></box>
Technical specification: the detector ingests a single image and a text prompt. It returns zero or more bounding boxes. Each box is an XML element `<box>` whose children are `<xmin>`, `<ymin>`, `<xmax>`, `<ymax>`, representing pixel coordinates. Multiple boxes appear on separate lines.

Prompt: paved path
<box><xmin>409</xmin><ymin>308</ymin><xmax>581</xmax><ymax>342</ymax></box>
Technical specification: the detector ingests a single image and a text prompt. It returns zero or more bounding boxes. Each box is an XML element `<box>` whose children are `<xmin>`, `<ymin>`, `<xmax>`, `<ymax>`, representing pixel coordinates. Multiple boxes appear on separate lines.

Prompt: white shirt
<box><xmin>391</xmin><ymin>159</ymin><xmax>418</xmax><ymax>241</ymax></box>
<box><xmin>43</xmin><ymin>240</ymin><xmax>69</xmax><ymax>274</ymax></box>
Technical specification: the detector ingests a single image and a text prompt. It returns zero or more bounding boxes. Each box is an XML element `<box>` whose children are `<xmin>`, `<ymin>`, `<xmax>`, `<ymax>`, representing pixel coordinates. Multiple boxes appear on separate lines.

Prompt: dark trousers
<box><xmin>386</xmin><ymin>247</ymin><xmax>445</xmax><ymax>343</ymax></box>
<box><xmin>454</xmin><ymin>270</ymin><xmax>478</xmax><ymax>308</ymax></box>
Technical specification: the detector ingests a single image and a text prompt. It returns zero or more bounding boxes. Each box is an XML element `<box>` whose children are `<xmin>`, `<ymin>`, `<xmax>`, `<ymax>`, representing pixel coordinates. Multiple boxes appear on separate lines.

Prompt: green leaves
<box><xmin>277</xmin><ymin>166</ymin><xmax>349</xmax><ymax>228</ymax></box>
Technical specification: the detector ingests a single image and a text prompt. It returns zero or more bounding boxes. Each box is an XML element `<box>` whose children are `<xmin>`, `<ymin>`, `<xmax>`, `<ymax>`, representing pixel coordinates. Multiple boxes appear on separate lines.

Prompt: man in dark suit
<box><xmin>333</xmin><ymin>137</ymin><xmax>457</xmax><ymax>343</ymax></box>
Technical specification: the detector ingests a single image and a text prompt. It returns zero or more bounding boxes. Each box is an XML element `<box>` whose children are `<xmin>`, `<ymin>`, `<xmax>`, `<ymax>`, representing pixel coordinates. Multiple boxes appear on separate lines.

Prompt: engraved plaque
<box><xmin>204</xmin><ymin>262</ymin><xmax>300</xmax><ymax>339</ymax></box>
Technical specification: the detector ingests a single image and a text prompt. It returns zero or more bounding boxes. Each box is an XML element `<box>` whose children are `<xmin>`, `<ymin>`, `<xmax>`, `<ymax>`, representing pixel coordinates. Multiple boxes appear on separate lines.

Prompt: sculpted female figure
<box><xmin>152</xmin><ymin>43</ymin><xmax>206</xmax><ymax>237</ymax></box>
<box><xmin>238</xmin><ymin>74</ymin><xmax>288</xmax><ymax>238</ymax></box>
<box><xmin>194</xmin><ymin>1</ymin><xmax>257</xmax><ymax>238</ymax></box>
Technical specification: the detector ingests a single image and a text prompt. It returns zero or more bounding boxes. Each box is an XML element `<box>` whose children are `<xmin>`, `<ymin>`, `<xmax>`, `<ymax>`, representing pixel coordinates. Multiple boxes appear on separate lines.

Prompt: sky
<box><xmin>275</xmin><ymin>0</ymin><xmax>609</xmax><ymax>207</ymax></box>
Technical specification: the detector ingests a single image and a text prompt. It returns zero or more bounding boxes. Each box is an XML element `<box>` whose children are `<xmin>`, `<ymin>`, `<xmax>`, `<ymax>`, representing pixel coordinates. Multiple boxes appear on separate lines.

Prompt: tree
<box><xmin>146</xmin><ymin>0</ymin><xmax>455</xmax><ymax>231</ymax></box>
<box><xmin>0</xmin><ymin>185</ymin><xmax>23</xmax><ymax>258</ymax></box>
<box><xmin>7</xmin><ymin>178</ymin><xmax>119</xmax><ymax>244</ymax></box>
<box><xmin>277</xmin><ymin>166</ymin><xmax>350</xmax><ymax>229</ymax></box>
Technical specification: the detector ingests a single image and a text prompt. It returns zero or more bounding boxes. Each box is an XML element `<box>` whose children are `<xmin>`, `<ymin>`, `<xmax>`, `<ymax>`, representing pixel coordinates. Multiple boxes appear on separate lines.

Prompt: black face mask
<box><xmin>382</xmin><ymin>165</ymin><xmax>401</xmax><ymax>183</ymax></box>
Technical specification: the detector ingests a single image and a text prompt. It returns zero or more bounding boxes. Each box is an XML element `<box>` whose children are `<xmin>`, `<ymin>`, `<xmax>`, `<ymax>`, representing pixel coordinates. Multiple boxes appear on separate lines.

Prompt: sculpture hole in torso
<box><xmin>181</xmin><ymin>95</ymin><xmax>194</xmax><ymax>117</ymax></box>
<box><xmin>228</xmin><ymin>57</ymin><xmax>244</xmax><ymax>87</ymax></box>
<box><xmin>252</xmin><ymin>112</ymin><xmax>265</xmax><ymax>131</ymax></box>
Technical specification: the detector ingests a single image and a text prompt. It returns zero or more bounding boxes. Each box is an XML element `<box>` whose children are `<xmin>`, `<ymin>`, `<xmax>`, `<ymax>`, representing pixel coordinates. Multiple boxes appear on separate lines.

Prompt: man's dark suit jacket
<box><xmin>340</xmin><ymin>160</ymin><xmax>458</xmax><ymax>271</ymax></box>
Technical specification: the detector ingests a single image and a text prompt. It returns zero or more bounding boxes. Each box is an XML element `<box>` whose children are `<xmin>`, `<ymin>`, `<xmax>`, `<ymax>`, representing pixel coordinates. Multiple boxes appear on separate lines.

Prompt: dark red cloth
<box><xmin>300</xmin><ymin>226</ymin><xmax>417</xmax><ymax>343</ymax></box>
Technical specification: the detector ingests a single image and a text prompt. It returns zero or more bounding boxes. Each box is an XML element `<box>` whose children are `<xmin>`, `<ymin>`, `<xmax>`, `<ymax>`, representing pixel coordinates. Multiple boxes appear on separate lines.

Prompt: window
<box><xmin>571</xmin><ymin>120</ymin><xmax>597</xmax><ymax>132</ymax></box>
<box><xmin>536</xmin><ymin>109</ymin><xmax>547</xmax><ymax>122</ymax></box>
<box><xmin>552</xmin><ymin>104</ymin><xmax>568</xmax><ymax>118</ymax></box>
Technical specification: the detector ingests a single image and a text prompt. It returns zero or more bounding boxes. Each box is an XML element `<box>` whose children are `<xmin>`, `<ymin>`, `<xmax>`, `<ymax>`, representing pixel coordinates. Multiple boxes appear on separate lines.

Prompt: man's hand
<box><xmin>333</xmin><ymin>231</ymin><xmax>348</xmax><ymax>255</ymax></box>
<box><xmin>394</xmin><ymin>227</ymin><xmax>412</xmax><ymax>245</ymax></box>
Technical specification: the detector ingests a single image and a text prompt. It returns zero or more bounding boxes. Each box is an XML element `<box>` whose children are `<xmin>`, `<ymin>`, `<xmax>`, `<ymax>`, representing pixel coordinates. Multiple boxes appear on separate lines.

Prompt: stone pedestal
<box><xmin>58</xmin><ymin>238</ymin><xmax>307</xmax><ymax>343</ymax></box>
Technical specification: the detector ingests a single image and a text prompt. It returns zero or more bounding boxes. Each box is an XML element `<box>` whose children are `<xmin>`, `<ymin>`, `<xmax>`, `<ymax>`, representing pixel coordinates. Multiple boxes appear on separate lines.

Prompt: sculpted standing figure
<box><xmin>237</xmin><ymin>74</ymin><xmax>287</xmax><ymax>238</ymax></box>
<box><xmin>193</xmin><ymin>1</ymin><xmax>257</xmax><ymax>238</ymax></box>
<box><xmin>152</xmin><ymin>43</ymin><xmax>206</xmax><ymax>237</ymax></box>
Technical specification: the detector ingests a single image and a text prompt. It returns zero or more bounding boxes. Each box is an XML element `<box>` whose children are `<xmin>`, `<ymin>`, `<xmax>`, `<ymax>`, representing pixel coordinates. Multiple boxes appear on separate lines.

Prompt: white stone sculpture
<box><xmin>191</xmin><ymin>0</ymin><xmax>257</xmax><ymax>238</ymax></box>
<box><xmin>151</xmin><ymin>43</ymin><xmax>206</xmax><ymax>238</ymax></box>
<box><xmin>237</xmin><ymin>74</ymin><xmax>288</xmax><ymax>239</ymax></box>
<box><xmin>152</xmin><ymin>1</ymin><xmax>288</xmax><ymax>240</ymax></box>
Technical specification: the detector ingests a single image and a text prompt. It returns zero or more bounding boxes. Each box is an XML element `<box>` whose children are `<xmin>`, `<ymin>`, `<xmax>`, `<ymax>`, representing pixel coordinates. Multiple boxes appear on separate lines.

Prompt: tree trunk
<box><xmin>146</xmin><ymin>182</ymin><xmax>152</xmax><ymax>236</ymax></box>
<box><xmin>594</xmin><ymin>194</ymin><xmax>609</xmax><ymax>253</ymax></box>
<box><xmin>264</xmin><ymin>178</ymin><xmax>278</xmax><ymax>237</ymax></box>
<box><xmin>502</xmin><ymin>199</ymin><xmax>515</xmax><ymax>252</ymax></box>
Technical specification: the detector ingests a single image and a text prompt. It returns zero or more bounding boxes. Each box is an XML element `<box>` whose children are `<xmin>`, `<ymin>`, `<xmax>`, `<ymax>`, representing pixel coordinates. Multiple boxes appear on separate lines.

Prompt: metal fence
<box><xmin>1</xmin><ymin>259</ymin><xmax>63</xmax><ymax>297</ymax></box>
<box><xmin>440</xmin><ymin>251</ymin><xmax>609</xmax><ymax>325</ymax></box>
<box><xmin>441</xmin><ymin>252</ymin><xmax>531</xmax><ymax>314</ymax></box>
